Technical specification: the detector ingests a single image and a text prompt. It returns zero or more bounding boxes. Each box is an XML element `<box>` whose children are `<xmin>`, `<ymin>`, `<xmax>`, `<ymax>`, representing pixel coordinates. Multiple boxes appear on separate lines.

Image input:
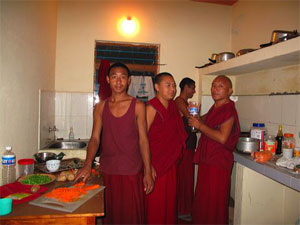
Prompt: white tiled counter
<box><xmin>233</xmin><ymin>151</ymin><xmax>300</xmax><ymax>225</ymax></box>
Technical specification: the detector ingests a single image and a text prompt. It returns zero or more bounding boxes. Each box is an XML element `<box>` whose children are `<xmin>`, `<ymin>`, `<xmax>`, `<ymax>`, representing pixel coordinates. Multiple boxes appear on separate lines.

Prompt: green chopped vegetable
<box><xmin>20</xmin><ymin>174</ymin><xmax>51</xmax><ymax>185</ymax></box>
<box><xmin>6</xmin><ymin>193</ymin><xmax>31</xmax><ymax>200</ymax></box>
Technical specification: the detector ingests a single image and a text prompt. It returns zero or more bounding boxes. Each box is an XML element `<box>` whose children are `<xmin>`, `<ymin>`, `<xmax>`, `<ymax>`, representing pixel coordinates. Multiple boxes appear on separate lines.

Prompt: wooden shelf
<box><xmin>198</xmin><ymin>36</ymin><xmax>300</xmax><ymax>76</ymax></box>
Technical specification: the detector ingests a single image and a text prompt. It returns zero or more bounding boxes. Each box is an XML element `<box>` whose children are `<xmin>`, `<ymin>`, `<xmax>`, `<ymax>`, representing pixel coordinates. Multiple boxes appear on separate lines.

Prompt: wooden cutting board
<box><xmin>29</xmin><ymin>186</ymin><xmax>105</xmax><ymax>212</ymax></box>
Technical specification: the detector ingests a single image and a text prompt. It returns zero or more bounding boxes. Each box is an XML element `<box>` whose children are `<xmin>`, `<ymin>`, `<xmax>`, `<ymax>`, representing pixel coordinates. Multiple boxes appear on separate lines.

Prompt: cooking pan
<box><xmin>216</xmin><ymin>52</ymin><xmax>235</xmax><ymax>63</ymax></box>
<box><xmin>260</xmin><ymin>30</ymin><xmax>299</xmax><ymax>48</ymax></box>
<box><xmin>208</xmin><ymin>53</ymin><xmax>217</xmax><ymax>64</ymax></box>
<box><xmin>236</xmin><ymin>137</ymin><xmax>260</xmax><ymax>154</ymax></box>
<box><xmin>236</xmin><ymin>49</ymin><xmax>257</xmax><ymax>56</ymax></box>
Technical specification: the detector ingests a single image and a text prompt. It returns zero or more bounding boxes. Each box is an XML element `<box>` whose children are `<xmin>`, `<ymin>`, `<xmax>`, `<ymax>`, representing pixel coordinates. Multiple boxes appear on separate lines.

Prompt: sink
<box><xmin>47</xmin><ymin>141</ymin><xmax>87</xmax><ymax>149</ymax></box>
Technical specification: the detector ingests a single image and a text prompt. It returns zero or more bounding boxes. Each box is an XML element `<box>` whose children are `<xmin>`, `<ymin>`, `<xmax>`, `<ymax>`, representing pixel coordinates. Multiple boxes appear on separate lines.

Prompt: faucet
<box><xmin>48</xmin><ymin>126</ymin><xmax>58</xmax><ymax>140</ymax></box>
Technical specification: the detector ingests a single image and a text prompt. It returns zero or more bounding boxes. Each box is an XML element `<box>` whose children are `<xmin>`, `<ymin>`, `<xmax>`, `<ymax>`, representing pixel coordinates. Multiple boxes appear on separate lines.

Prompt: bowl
<box><xmin>236</xmin><ymin>137</ymin><xmax>260</xmax><ymax>153</ymax></box>
<box><xmin>46</xmin><ymin>159</ymin><xmax>61</xmax><ymax>172</ymax></box>
<box><xmin>34</xmin><ymin>152</ymin><xmax>57</xmax><ymax>163</ymax></box>
<box><xmin>0</xmin><ymin>198</ymin><xmax>12</xmax><ymax>216</ymax></box>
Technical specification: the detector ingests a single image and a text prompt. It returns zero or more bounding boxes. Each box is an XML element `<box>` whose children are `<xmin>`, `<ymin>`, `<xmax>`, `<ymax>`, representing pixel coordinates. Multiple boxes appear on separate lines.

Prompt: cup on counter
<box><xmin>46</xmin><ymin>159</ymin><xmax>60</xmax><ymax>172</ymax></box>
<box><xmin>0</xmin><ymin>198</ymin><xmax>12</xmax><ymax>216</ymax></box>
<box><xmin>18</xmin><ymin>159</ymin><xmax>35</xmax><ymax>177</ymax></box>
<box><xmin>282</xmin><ymin>148</ymin><xmax>293</xmax><ymax>159</ymax></box>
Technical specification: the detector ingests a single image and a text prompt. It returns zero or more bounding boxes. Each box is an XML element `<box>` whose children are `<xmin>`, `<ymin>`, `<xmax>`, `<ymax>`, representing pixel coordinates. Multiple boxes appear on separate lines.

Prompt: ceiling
<box><xmin>192</xmin><ymin>0</ymin><xmax>238</xmax><ymax>6</ymax></box>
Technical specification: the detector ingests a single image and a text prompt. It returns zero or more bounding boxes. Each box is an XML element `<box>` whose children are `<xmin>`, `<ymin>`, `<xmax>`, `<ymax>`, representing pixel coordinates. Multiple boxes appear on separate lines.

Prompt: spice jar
<box><xmin>282</xmin><ymin>133</ymin><xmax>295</xmax><ymax>150</ymax></box>
<box><xmin>294</xmin><ymin>147</ymin><xmax>300</xmax><ymax>157</ymax></box>
<box><xmin>18</xmin><ymin>159</ymin><xmax>35</xmax><ymax>177</ymax></box>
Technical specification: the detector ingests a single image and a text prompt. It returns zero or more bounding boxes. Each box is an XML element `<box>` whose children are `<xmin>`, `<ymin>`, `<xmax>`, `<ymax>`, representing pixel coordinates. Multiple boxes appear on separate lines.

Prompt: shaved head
<box><xmin>214</xmin><ymin>75</ymin><xmax>232</xmax><ymax>88</ymax></box>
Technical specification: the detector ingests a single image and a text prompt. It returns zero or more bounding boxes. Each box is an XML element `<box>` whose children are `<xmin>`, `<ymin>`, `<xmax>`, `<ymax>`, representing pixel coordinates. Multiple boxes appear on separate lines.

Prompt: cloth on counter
<box><xmin>276</xmin><ymin>156</ymin><xmax>300</xmax><ymax>170</ymax></box>
<box><xmin>145</xmin><ymin>164</ymin><xmax>177</xmax><ymax>224</ymax></box>
<box><xmin>147</xmin><ymin>97</ymin><xmax>187</xmax><ymax>177</ymax></box>
<box><xmin>102</xmin><ymin>171</ymin><xmax>145</xmax><ymax>224</ymax></box>
<box><xmin>98</xmin><ymin>59</ymin><xmax>111</xmax><ymax>101</ymax></box>
<box><xmin>128</xmin><ymin>76</ymin><xmax>155</xmax><ymax>102</ymax></box>
<box><xmin>0</xmin><ymin>181</ymin><xmax>48</xmax><ymax>204</ymax></box>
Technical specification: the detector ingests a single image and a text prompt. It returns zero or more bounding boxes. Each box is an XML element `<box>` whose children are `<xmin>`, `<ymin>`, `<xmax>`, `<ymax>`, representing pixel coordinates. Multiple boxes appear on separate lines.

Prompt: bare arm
<box><xmin>136</xmin><ymin>100</ymin><xmax>154</xmax><ymax>194</ymax></box>
<box><xmin>146</xmin><ymin>104</ymin><xmax>156</xmax><ymax>131</ymax></box>
<box><xmin>188</xmin><ymin>116</ymin><xmax>234</xmax><ymax>144</ymax></box>
<box><xmin>75</xmin><ymin>101</ymin><xmax>105</xmax><ymax>182</ymax></box>
<box><xmin>175</xmin><ymin>97</ymin><xmax>190</xmax><ymax>118</ymax></box>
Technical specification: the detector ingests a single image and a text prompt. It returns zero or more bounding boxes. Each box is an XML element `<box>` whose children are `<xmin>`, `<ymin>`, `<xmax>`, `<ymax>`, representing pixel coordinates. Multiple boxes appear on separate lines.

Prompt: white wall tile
<box><xmin>71</xmin><ymin>116</ymin><xmax>88</xmax><ymax>139</ymax></box>
<box><xmin>201</xmin><ymin>95</ymin><xmax>214</xmax><ymax>115</ymax></box>
<box><xmin>71</xmin><ymin>93</ymin><xmax>88</xmax><ymax>116</ymax></box>
<box><xmin>281</xmin><ymin>95</ymin><xmax>297</xmax><ymax>126</ymax></box>
<box><xmin>267</xmin><ymin>95</ymin><xmax>282</xmax><ymax>123</ymax></box>
<box><xmin>295</xmin><ymin>95</ymin><xmax>300</xmax><ymax>126</ymax></box>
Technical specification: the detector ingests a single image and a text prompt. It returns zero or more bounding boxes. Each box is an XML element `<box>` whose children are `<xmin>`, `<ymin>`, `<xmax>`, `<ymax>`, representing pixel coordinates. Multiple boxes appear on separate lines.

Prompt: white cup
<box><xmin>46</xmin><ymin>159</ymin><xmax>61</xmax><ymax>172</ymax></box>
<box><xmin>282</xmin><ymin>148</ymin><xmax>293</xmax><ymax>159</ymax></box>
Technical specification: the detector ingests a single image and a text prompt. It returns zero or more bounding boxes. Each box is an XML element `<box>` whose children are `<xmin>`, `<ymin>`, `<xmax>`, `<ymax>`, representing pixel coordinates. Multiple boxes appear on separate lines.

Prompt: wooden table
<box><xmin>0</xmin><ymin>174</ymin><xmax>104</xmax><ymax>225</ymax></box>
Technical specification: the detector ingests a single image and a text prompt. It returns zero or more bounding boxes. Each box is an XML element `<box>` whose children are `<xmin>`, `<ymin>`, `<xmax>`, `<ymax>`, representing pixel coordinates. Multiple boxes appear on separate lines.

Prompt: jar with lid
<box><xmin>250</xmin><ymin>123</ymin><xmax>267</xmax><ymax>150</ymax></box>
<box><xmin>282</xmin><ymin>133</ymin><xmax>295</xmax><ymax>150</ymax></box>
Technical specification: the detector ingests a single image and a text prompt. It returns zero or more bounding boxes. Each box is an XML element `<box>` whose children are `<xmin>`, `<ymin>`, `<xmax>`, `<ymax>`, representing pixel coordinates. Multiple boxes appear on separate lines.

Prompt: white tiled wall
<box><xmin>40</xmin><ymin>91</ymin><xmax>93</xmax><ymax>149</ymax></box>
<box><xmin>201</xmin><ymin>94</ymin><xmax>300</xmax><ymax>146</ymax></box>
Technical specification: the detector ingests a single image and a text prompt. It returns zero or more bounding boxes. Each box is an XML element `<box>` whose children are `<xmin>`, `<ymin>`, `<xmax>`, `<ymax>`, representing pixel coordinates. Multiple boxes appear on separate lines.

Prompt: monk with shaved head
<box><xmin>189</xmin><ymin>75</ymin><xmax>240</xmax><ymax>224</ymax></box>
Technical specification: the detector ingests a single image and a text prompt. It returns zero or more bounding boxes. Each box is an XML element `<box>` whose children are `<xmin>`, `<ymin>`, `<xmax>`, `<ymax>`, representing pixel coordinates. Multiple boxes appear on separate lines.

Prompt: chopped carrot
<box><xmin>73</xmin><ymin>181</ymin><xmax>85</xmax><ymax>187</ymax></box>
<box><xmin>83</xmin><ymin>184</ymin><xmax>100</xmax><ymax>190</ymax></box>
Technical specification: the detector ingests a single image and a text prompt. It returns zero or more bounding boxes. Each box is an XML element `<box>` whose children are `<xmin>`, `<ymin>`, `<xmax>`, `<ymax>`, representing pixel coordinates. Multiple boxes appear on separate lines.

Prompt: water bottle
<box><xmin>2</xmin><ymin>146</ymin><xmax>16</xmax><ymax>185</ymax></box>
<box><xmin>189</xmin><ymin>101</ymin><xmax>198</xmax><ymax>132</ymax></box>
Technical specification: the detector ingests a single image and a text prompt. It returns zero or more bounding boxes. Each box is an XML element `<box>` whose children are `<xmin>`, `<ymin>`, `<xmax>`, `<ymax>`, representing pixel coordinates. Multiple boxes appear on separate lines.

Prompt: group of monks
<box><xmin>75</xmin><ymin>62</ymin><xmax>241</xmax><ymax>225</ymax></box>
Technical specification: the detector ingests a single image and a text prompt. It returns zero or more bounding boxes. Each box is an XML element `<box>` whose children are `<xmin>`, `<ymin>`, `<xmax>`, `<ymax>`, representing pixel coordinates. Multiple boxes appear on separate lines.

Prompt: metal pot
<box><xmin>236</xmin><ymin>49</ymin><xmax>256</xmax><ymax>57</ymax></box>
<box><xmin>236</xmin><ymin>137</ymin><xmax>260</xmax><ymax>154</ymax></box>
<box><xmin>271</xmin><ymin>30</ymin><xmax>299</xmax><ymax>44</ymax></box>
<box><xmin>216</xmin><ymin>52</ymin><xmax>235</xmax><ymax>63</ymax></box>
<box><xmin>208</xmin><ymin>53</ymin><xmax>217</xmax><ymax>64</ymax></box>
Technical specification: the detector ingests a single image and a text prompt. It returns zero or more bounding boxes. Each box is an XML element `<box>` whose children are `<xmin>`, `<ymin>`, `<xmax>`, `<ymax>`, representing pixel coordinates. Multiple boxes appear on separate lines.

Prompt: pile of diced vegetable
<box><xmin>20</xmin><ymin>174</ymin><xmax>51</xmax><ymax>185</ymax></box>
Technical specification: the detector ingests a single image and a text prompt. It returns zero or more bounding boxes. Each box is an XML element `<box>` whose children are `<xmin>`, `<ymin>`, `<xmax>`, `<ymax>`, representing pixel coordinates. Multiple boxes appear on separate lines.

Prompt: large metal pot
<box><xmin>260</xmin><ymin>30</ymin><xmax>299</xmax><ymax>48</ymax></box>
<box><xmin>216</xmin><ymin>52</ymin><xmax>235</xmax><ymax>63</ymax></box>
<box><xmin>208</xmin><ymin>53</ymin><xmax>218</xmax><ymax>64</ymax></box>
<box><xmin>236</xmin><ymin>137</ymin><xmax>260</xmax><ymax>154</ymax></box>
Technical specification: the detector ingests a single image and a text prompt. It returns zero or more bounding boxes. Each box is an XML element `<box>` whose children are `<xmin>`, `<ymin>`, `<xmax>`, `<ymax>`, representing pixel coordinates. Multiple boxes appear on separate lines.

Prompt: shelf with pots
<box><xmin>197</xmin><ymin>36</ymin><xmax>300</xmax><ymax>76</ymax></box>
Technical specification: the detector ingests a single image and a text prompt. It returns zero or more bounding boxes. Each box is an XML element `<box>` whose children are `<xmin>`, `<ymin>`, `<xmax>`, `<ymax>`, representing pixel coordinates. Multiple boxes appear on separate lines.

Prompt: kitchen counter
<box><xmin>0</xmin><ymin>173</ymin><xmax>104</xmax><ymax>225</ymax></box>
<box><xmin>233</xmin><ymin>151</ymin><xmax>299</xmax><ymax>225</ymax></box>
<box><xmin>233</xmin><ymin>151</ymin><xmax>300</xmax><ymax>192</ymax></box>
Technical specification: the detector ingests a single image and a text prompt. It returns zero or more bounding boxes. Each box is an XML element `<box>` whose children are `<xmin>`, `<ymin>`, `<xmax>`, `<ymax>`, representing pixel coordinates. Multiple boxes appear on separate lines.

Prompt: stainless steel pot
<box><xmin>216</xmin><ymin>52</ymin><xmax>235</xmax><ymax>63</ymax></box>
<box><xmin>208</xmin><ymin>53</ymin><xmax>218</xmax><ymax>63</ymax></box>
<box><xmin>236</xmin><ymin>137</ymin><xmax>260</xmax><ymax>154</ymax></box>
<box><xmin>271</xmin><ymin>30</ymin><xmax>299</xmax><ymax>44</ymax></box>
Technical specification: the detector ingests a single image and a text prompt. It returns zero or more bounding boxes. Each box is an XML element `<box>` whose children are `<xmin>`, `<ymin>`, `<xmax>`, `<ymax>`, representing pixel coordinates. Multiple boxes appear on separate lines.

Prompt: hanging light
<box><xmin>118</xmin><ymin>16</ymin><xmax>139</xmax><ymax>36</ymax></box>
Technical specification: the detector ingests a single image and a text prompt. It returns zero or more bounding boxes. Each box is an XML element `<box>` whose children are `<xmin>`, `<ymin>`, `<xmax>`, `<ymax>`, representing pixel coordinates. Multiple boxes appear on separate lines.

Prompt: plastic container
<box><xmin>0</xmin><ymin>198</ymin><xmax>12</xmax><ymax>216</ymax></box>
<box><xmin>189</xmin><ymin>101</ymin><xmax>198</xmax><ymax>132</ymax></box>
<box><xmin>282</xmin><ymin>133</ymin><xmax>295</xmax><ymax>150</ymax></box>
<box><xmin>18</xmin><ymin>159</ymin><xmax>35</xmax><ymax>177</ymax></box>
<box><xmin>294</xmin><ymin>147</ymin><xmax>300</xmax><ymax>157</ymax></box>
<box><xmin>250</xmin><ymin>123</ymin><xmax>266</xmax><ymax>150</ymax></box>
<box><xmin>264</xmin><ymin>135</ymin><xmax>276</xmax><ymax>155</ymax></box>
<box><xmin>2</xmin><ymin>146</ymin><xmax>16</xmax><ymax>185</ymax></box>
<box><xmin>282</xmin><ymin>148</ymin><xmax>293</xmax><ymax>159</ymax></box>
<box><xmin>69</xmin><ymin>127</ymin><xmax>74</xmax><ymax>140</ymax></box>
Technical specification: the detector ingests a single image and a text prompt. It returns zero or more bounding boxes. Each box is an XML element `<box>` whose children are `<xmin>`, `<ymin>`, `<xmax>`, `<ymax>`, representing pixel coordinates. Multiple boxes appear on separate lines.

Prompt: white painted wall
<box><xmin>54</xmin><ymin>1</ymin><xmax>232</xmax><ymax>103</ymax></box>
<box><xmin>0</xmin><ymin>1</ymin><xmax>57</xmax><ymax>183</ymax></box>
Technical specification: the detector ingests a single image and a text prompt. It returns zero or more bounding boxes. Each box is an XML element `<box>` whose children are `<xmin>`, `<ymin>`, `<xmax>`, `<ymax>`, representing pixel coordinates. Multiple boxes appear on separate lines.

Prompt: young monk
<box><xmin>145</xmin><ymin>72</ymin><xmax>187</xmax><ymax>224</ymax></box>
<box><xmin>75</xmin><ymin>62</ymin><xmax>154</xmax><ymax>224</ymax></box>
<box><xmin>188</xmin><ymin>75</ymin><xmax>240</xmax><ymax>224</ymax></box>
<box><xmin>175</xmin><ymin>78</ymin><xmax>197</xmax><ymax>219</ymax></box>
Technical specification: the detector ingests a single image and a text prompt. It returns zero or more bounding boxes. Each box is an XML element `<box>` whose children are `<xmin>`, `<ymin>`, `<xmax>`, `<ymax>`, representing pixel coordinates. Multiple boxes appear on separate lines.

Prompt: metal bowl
<box><xmin>33</xmin><ymin>152</ymin><xmax>57</xmax><ymax>163</ymax></box>
<box><xmin>216</xmin><ymin>52</ymin><xmax>235</xmax><ymax>63</ymax></box>
<box><xmin>236</xmin><ymin>137</ymin><xmax>260</xmax><ymax>154</ymax></box>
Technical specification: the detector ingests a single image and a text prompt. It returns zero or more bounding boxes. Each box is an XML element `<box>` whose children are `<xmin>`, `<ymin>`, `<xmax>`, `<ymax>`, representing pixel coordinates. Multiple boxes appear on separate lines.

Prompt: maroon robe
<box><xmin>192</xmin><ymin>100</ymin><xmax>240</xmax><ymax>225</ymax></box>
<box><xmin>145</xmin><ymin>97</ymin><xmax>187</xmax><ymax>224</ymax></box>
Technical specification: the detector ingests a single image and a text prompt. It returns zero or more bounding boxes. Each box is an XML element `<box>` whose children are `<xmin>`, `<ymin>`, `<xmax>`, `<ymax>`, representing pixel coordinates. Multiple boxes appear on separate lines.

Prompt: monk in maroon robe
<box><xmin>145</xmin><ymin>72</ymin><xmax>187</xmax><ymax>224</ymax></box>
<box><xmin>188</xmin><ymin>75</ymin><xmax>240</xmax><ymax>225</ymax></box>
<box><xmin>75</xmin><ymin>63</ymin><xmax>154</xmax><ymax>224</ymax></box>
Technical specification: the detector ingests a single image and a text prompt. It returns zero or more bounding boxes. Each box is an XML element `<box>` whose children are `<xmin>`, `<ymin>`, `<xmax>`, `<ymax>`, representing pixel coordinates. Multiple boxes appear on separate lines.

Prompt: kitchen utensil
<box><xmin>18</xmin><ymin>158</ymin><xmax>35</xmax><ymax>177</ymax></box>
<box><xmin>18</xmin><ymin>173</ymin><xmax>56</xmax><ymax>185</ymax></box>
<box><xmin>0</xmin><ymin>198</ymin><xmax>12</xmax><ymax>216</ymax></box>
<box><xmin>46</xmin><ymin>160</ymin><xmax>61</xmax><ymax>172</ymax></box>
<box><xmin>236</xmin><ymin>137</ymin><xmax>260</xmax><ymax>153</ymax></box>
<box><xmin>35</xmin><ymin>158</ymin><xmax>84</xmax><ymax>174</ymax></box>
<box><xmin>236</xmin><ymin>49</ymin><xmax>256</xmax><ymax>56</ymax></box>
<box><xmin>216</xmin><ymin>52</ymin><xmax>235</xmax><ymax>63</ymax></box>
<box><xmin>29</xmin><ymin>186</ymin><xmax>105</xmax><ymax>212</ymax></box>
<box><xmin>195</xmin><ymin>63</ymin><xmax>213</xmax><ymax>69</ymax></box>
<box><xmin>260</xmin><ymin>30</ymin><xmax>299</xmax><ymax>48</ymax></box>
<box><xmin>34</xmin><ymin>152</ymin><xmax>65</xmax><ymax>163</ymax></box>
<box><xmin>208</xmin><ymin>53</ymin><xmax>217</xmax><ymax>63</ymax></box>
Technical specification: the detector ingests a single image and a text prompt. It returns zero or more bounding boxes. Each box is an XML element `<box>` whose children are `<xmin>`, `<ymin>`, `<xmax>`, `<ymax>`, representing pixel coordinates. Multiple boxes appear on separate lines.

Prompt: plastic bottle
<box><xmin>69</xmin><ymin>127</ymin><xmax>74</xmax><ymax>140</ymax></box>
<box><xmin>275</xmin><ymin>125</ymin><xmax>283</xmax><ymax>155</ymax></box>
<box><xmin>250</xmin><ymin>123</ymin><xmax>266</xmax><ymax>150</ymax></box>
<box><xmin>264</xmin><ymin>135</ymin><xmax>276</xmax><ymax>155</ymax></box>
<box><xmin>2</xmin><ymin>146</ymin><xmax>16</xmax><ymax>185</ymax></box>
<box><xmin>189</xmin><ymin>101</ymin><xmax>198</xmax><ymax>132</ymax></box>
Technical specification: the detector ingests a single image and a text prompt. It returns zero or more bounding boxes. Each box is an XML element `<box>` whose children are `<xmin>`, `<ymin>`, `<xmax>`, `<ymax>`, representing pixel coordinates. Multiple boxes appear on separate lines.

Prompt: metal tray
<box><xmin>35</xmin><ymin>158</ymin><xmax>84</xmax><ymax>173</ymax></box>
